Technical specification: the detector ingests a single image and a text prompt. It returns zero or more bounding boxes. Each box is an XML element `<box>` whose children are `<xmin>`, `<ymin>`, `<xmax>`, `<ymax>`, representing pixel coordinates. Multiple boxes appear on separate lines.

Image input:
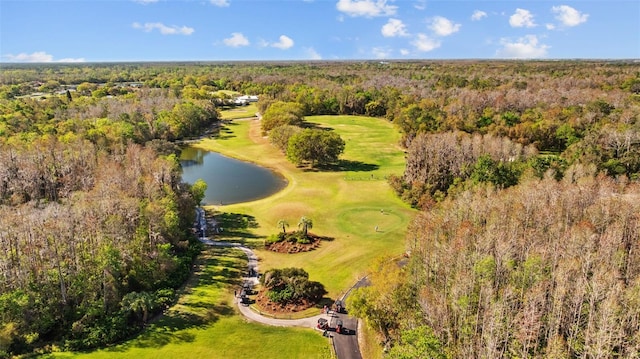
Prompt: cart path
<box><xmin>198</xmin><ymin>233</ymin><xmax>362</xmax><ymax>359</ymax></box>
<box><xmin>199</xmin><ymin>237</ymin><xmax>335</xmax><ymax>327</ymax></box>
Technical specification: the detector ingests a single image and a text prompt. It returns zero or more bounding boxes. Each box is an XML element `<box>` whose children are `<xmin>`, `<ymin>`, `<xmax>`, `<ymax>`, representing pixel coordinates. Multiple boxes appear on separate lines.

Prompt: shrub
<box><xmin>260</xmin><ymin>267</ymin><xmax>326</xmax><ymax>305</ymax></box>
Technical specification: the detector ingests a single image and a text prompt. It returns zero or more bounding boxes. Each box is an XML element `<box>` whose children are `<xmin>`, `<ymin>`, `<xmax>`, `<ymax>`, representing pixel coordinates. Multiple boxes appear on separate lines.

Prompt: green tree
<box><xmin>297</xmin><ymin>216</ymin><xmax>313</xmax><ymax>236</ymax></box>
<box><xmin>387</xmin><ymin>326</ymin><xmax>446</xmax><ymax>359</ymax></box>
<box><xmin>470</xmin><ymin>154</ymin><xmax>520</xmax><ymax>188</ymax></box>
<box><xmin>260</xmin><ymin>267</ymin><xmax>326</xmax><ymax>304</ymax></box>
<box><xmin>191</xmin><ymin>179</ymin><xmax>208</xmax><ymax>205</ymax></box>
<box><xmin>260</xmin><ymin>101</ymin><xmax>304</xmax><ymax>134</ymax></box>
<box><xmin>268</xmin><ymin>124</ymin><xmax>301</xmax><ymax>153</ymax></box>
<box><xmin>277</xmin><ymin>219</ymin><xmax>289</xmax><ymax>235</ymax></box>
<box><xmin>286</xmin><ymin>128</ymin><xmax>345</xmax><ymax>167</ymax></box>
<box><xmin>120</xmin><ymin>291</ymin><xmax>156</xmax><ymax>324</ymax></box>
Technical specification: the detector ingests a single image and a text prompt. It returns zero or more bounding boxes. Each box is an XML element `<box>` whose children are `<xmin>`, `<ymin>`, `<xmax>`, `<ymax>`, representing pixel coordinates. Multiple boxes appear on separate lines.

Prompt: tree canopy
<box><xmin>260</xmin><ymin>101</ymin><xmax>304</xmax><ymax>134</ymax></box>
<box><xmin>260</xmin><ymin>267</ymin><xmax>326</xmax><ymax>305</ymax></box>
<box><xmin>286</xmin><ymin>128</ymin><xmax>345</xmax><ymax>167</ymax></box>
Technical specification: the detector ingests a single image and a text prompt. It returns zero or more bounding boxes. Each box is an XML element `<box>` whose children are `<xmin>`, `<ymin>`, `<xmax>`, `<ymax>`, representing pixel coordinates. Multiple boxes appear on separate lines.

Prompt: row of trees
<box><xmin>261</xmin><ymin>101</ymin><xmax>346</xmax><ymax>167</ymax></box>
<box><xmin>1</xmin><ymin>88</ymin><xmax>219</xmax><ymax>147</ymax></box>
<box><xmin>2</xmin><ymin>61</ymin><xmax>638</xmax><ymax>177</ymax></box>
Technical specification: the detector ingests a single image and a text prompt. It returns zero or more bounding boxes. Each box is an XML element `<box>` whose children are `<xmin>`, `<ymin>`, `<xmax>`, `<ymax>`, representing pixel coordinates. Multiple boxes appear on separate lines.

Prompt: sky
<box><xmin>0</xmin><ymin>0</ymin><xmax>638</xmax><ymax>62</ymax></box>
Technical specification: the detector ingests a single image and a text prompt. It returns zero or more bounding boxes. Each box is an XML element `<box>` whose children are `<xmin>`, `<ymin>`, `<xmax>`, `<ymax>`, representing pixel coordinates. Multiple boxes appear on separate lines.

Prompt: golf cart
<box><xmin>317</xmin><ymin>318</ymin><xmax>329</xmax><ymax>330</ymax></box>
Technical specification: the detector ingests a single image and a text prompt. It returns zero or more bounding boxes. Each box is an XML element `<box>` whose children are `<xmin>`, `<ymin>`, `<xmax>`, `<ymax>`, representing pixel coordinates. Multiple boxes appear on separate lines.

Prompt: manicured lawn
<box><xmin>219</xmin><ymin>103</ymin><xmax>259</xmax><ymax>120</ymax></box>
<box><xmin>43</xmin><ymin>248</ymin><xmax>331</xmax><ymax>359</ymax></box>
<box><xmin>195</xmin><ymin>115</ymin><xmax>417</xmax><ymax>300</ymax></box>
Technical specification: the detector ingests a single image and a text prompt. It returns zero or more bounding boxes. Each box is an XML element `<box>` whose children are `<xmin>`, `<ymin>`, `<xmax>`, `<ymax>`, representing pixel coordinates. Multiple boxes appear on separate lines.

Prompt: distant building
<box><xmin>234</xmin><ymin>95</ymin><xmax>259</xmax><ymax>105</ymax></box>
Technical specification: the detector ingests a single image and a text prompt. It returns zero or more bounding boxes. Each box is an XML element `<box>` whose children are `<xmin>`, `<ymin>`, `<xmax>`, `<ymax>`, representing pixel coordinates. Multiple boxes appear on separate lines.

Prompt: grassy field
<box><xmin>196</xmin><ymin>115</ymin><xmax>416</xmax><ymax>300</ymax></box>
<box><xmin>219</xmin><ymin>103</ymin><xmax>259</xmax><ymax>120</ymax></box>
<box><xmin>44</xmin><ymin>248</ymin><xmax>331</xmax><ymax>359</ymax></box>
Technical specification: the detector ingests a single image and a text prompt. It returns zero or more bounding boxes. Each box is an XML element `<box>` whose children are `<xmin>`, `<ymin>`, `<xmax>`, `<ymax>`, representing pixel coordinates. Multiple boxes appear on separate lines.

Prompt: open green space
<box><xmin>197</xmin><ymin>115</ymin><xmax>417</xmax><ymax>300</ymax></box>
<box><xmin>219</xmin><ymin>103</ymin><xmax>259</xmax><ymax>120</ymax></box>
<box><xmin>43</xmin><ymin>248</ymin><xmax>331</xmax><ymax>359</ymax></box>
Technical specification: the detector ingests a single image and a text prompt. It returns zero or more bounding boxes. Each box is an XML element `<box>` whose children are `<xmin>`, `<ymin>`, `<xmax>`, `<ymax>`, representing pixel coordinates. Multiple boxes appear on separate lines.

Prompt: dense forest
<box><xmin>1</xmin><ymin>60</ymin><xmax>639</xmax><ymax>358</ymax></box>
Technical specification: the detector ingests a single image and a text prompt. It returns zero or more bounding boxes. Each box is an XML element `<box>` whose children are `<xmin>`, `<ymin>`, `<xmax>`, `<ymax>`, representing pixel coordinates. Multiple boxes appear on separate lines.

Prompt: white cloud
<box><xmin>271</xmin><ymin>35</ymin><xmax>294</xmax><ymax>49</ymax></box>
<box><xmin>132</xmin><ymin>22</ymin><xmax>194</xmax><ymax>35</ymax></box>
<box><xmin>210</xmin><ymin>0</ymin><xmax>230</xmax><ymax>7</ymax></box>
<box><xmin>223</xmin><ymin>32</ymin><xmax>250</xmax><ymax>47</ymax></box>
<box><xmin>57</xmin><ymin>57</ymin><xmax>86</xmax><ymax>63</ymax></box>
<box><xmin>509</xmin><ymin>8</ymin><xmax>536</xmax><ymax>28</ymax></box>
<box><xmin>546</xmin><ymin>23</ymin><xmax>556</xmax><ymax>30</ymax></box>
<box><xmin>429</xmin><ymin>16</ymin><xmax>461</xmax><ymax>36</ymax></box>
<box><xmin>412</xmin><ymin>33</ymin><xmax>441</xmax><ymax>52</ymax></box>
<box><xmin>400</xmin><ymin>48</ymin><xmax>410</xmax><ymax>56</ymax></box>
<box><xmin>5</xmin><ymin>51</ymin><xmax>53</xmax><ymax>62</ymax></box>
<box><xmin>496</xmin><ymin>35</ymin><xmax>549</xmax><ymax>58</ymax></box>
<box><xmin>381</xmin><ymin>18</ymin><xmax>408</xmax><ymax>37</ymax></box>
<box><xmin>133</xmin><ymin>0</ymin><xmax>159</xmax><ymax>4</ymax></box>
<box><xmin>305</xmin><ymin>47</ymin><xmax>322</xmax><ymax>60</ymax></box>
<box><xmin>471</xmin><ymin>10</ymin><xmax>487</xmax><ymax>21</ymax></box>
<box><xmin>552</xmin><ymin>5</ymin><xmax>588</xmax><ymax>27</ymax></box>
<box><xmin>372</xmin><ymin>47</ymin><xmax>392</xmax><ymax>59</ymax></box>
<box><xmin>336</xmin><ymin>0</ymin><xmax>397</xmax><ymax>17</ymax></box>
<box><xmin>3</xmin><ymin>51</ymin><xmax>85</xmax><ymax>63</ymax></box>
<box><xmin>414</xmin><ymin>0</ymin><xmax>427</xmax><ymax>11</ymax></box>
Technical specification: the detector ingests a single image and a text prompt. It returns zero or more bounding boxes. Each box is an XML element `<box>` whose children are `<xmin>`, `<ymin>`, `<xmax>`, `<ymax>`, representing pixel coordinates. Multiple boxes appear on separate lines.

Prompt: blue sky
<box><xmin>1</xmin><ymin>0</ymin><xmax>638</xmax><ymax>62</ymax></box>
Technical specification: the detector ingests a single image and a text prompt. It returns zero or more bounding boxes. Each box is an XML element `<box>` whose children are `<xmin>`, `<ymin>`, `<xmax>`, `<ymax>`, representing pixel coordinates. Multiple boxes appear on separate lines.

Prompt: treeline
<box><xmin>1</xmin><ymin>88</ymin><xmax>218</xmax><ymax>145</ymax></box>
<box><xmin>3</xmin><ymin>61</ymin><xmax>638</xmax><ymax>148</ymax></box>
<box><xmin>352</xmin><ymin>171</ymin><xmax>640</xmax><ymax>358</ymax></box>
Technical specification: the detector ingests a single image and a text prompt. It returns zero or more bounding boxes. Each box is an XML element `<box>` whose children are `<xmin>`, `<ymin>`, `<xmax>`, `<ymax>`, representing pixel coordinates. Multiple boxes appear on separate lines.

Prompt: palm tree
<box><xmin>277</xmin><ymin>219</ymin><xmax>289</xmax><ymax>235</ymax></box>
<box><xmin>121</xmin><ymin>291</ymin><xmax>156</xmax><ymax>324</ymax></box>
<box><xmin>297</xmin><ymin>216</ymin><xmax>313</xmax><ymax>236</ymax></box>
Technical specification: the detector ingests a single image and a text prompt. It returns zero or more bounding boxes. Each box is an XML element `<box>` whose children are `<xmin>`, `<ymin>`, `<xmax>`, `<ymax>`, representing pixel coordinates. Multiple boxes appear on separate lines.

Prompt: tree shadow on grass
<box><xmin>209</xmin><ymin>120</ymin><xmax>238</xmax><ymax>140</ymax></box>
<box><xmin>103</xmin><ymin>248</ymin><xmax>245</xmax><ymax>352</ymax></box>
<box><xmin>301</xmin><ymin>159</ymin><xmax>379</xmax><ymax>173</ymax></box>
<box><xmin>212</xmin><ymin>212</ymin><xmax>265</xmax><ymax>246</ymax></box>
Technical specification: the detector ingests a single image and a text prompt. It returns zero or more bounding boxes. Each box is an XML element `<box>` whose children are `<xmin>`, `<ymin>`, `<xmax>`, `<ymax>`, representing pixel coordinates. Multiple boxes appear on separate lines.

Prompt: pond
<box><xmin>180</xmin><ymin>146</ymin><xmax>287</xmax><ymax>205</ymax></box>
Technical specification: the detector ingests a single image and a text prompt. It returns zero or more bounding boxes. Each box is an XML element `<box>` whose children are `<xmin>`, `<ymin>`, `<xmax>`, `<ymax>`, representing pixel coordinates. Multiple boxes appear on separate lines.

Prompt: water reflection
<box><xmin>180</xmin><ymin>147</ymin><xmax>287</xmax><ymax>205</ymax></box>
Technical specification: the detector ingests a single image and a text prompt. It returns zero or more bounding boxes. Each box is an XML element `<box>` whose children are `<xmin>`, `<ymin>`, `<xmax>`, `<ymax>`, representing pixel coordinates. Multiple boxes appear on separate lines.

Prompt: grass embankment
<box><xmin>196</xmin><ymin>115</ymin><xmax>416</xmax><ymax>301</ymax></box>
<box><xmin>44</xmin><ymin>248</ymin><xmax>330</xmax><ymax>359</ymax></box>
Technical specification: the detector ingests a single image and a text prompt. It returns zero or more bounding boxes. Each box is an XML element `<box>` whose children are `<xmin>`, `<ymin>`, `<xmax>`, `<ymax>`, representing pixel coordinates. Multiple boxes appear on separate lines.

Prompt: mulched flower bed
<box><xmin>265</xmin><ymin>233</ymin><xmax>323</xmax><ymax>253</ymax></box>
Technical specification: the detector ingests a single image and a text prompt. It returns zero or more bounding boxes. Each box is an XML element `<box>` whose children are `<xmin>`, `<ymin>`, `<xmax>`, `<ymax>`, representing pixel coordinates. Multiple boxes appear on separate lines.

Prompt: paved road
<box><xmin>330</xmin><ymin>311</ymin><xmax>362</xmax><ymax>359</ymax></box>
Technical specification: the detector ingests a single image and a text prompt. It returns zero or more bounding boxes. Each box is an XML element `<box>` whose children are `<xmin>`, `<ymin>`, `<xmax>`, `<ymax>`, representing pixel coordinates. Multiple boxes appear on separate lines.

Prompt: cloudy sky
<box><xmin>1</xmin><ymin>0</ymin><xmax>638</xmax><ymax>62</ymax></box>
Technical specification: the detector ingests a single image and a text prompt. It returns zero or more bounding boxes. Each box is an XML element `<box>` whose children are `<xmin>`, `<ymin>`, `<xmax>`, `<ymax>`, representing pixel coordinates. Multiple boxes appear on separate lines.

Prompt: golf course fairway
<box><xmin>45</xmin><ymin>115</ymin><xmax>416</xmax><ymax>358</ymax></box>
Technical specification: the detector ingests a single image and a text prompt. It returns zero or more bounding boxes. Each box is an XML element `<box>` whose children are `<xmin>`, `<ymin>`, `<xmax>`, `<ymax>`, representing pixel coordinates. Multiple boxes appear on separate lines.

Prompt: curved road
<box><xmin>195</xmin><ymin>210</ymin><xmax>362</xmax><ymax>359</ymax></box>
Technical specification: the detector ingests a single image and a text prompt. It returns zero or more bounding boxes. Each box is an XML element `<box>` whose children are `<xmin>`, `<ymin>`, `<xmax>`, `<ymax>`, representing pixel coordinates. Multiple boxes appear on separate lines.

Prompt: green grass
<box><xmin>194</xmin><ymin>115</ymin><xmax>417</xmax><ymax>299</ymax></box>
<box><xmin>219</xmin><ymin>103</ymin><xmax>259</xmax><ymax>120</ymax></box>
<box><xmin>43</xmin><ymin>248</ymin><xmax>331</xmax><ymax>359</ymax></box>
